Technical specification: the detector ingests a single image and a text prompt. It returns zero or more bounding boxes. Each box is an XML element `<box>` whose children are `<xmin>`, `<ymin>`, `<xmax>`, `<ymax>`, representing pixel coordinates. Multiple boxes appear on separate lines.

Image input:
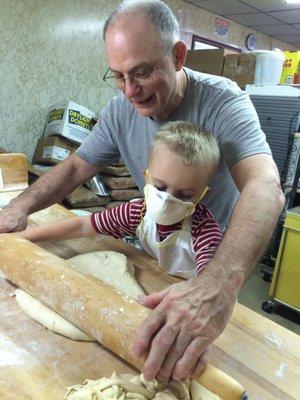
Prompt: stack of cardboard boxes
<box><xmin>185</xmin><ymin>48</ymin><xmax>256</xmax><ymax>89</ymax></box>
<box><xmin>185</xmin><ymin>49</ymin><xmax>300</xmax><ymax>89</ymax></box>
<box><xmin>32</xmin><ymin>101</ymin><xmax>109</xmax><ymax>211</ymax></box>
<box><xmin>33</xmin><ymin>101</ymin><xmax>96</xmax><ymax>166</ymax></box>
<box><xmin>32</xmin><ymin>101</ymin><xmax>142</xmax><ymax>212</ymax></box>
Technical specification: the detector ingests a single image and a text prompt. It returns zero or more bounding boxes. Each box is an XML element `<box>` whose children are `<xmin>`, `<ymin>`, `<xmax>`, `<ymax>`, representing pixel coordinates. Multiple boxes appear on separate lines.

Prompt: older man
<box><xmin>1</xmin><ymin>0</ymin><xmax>284</xmax><ymax>382</ymax></box>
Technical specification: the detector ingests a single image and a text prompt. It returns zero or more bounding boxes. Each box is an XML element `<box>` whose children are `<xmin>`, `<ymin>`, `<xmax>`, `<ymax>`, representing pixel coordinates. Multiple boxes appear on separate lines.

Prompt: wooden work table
<box><xmin>0</xmin><ymin>204</ymin><xmax>299</xmax><ymax>399</ymax></box>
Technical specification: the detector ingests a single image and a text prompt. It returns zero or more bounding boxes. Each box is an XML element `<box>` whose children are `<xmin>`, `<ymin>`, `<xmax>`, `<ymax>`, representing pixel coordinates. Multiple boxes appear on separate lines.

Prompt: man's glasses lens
<box><xmin>104</xmin><ymin>75</ymin><xmax>125</xmax><ymax>89</ymax></box>
<box><xmin>103</xmin><ymin>49</ymin><xmax>169</xmax><ymax>89</ymax></box>
<box><xmin>104</xmin><ymin>70</ymin><xmax>154</xmax><ymax>89</ymax></box>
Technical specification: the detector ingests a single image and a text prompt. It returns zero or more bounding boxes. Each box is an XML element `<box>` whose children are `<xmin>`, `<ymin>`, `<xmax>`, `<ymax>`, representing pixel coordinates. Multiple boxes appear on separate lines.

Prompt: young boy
<box><xmin>18</xmin><ymin>121</ymin><xmax>222</xmax><ymax>279</ymax></box>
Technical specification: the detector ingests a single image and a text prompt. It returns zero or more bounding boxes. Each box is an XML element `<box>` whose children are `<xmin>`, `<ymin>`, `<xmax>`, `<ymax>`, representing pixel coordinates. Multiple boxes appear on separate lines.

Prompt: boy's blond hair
<box><xmin>150</xmin><ymin>121</ymin><xmax>220</xmax><ymax>173</ymax></box>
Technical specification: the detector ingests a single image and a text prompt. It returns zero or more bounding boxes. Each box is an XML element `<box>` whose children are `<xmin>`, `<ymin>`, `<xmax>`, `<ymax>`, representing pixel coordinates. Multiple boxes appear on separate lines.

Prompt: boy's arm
<box><xmin>17</xmin><ymin>200</ymin><xmax>143</xmax><ymax>243</ymax></box>
<box><xmin>18</xmin><ymin>216</ymin><xmax>96</xmax><ymax>242</ymax></box>
<box><xmin>91</xmin><ymin>201</ymin><xmax>143</xmax><ymax>237</ymax></box>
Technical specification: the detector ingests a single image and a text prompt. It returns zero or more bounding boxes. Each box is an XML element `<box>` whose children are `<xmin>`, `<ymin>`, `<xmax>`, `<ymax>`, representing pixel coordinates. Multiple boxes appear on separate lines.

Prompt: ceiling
<box><xmin>184</xmin><ymin>0</ymin><xmax>300</xmax><ymax>47</ymax></box>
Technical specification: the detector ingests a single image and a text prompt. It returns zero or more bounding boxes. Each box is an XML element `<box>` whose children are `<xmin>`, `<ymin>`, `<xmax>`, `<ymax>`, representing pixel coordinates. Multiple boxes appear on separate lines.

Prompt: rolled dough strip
<box><xmin>15</xmin><ymin>288</ymin><xmax>93</xmax><ymax>341</ymax></box>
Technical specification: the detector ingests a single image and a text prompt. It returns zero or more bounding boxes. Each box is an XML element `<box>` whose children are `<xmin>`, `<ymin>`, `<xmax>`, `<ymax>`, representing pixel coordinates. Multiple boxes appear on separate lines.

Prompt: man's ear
<box><xmin>173</xmin><ymin>41</ymin><xmax>187</xmax><ymax>71</ymax></box>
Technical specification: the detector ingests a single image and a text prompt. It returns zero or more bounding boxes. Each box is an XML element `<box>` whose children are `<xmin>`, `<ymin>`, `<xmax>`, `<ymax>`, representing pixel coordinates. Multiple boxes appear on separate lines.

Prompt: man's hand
<box><xmin>133</xmin><ymin>266</ymin><xmax>237</xmax><ymax>382</ymax></box>
<box><xmin>0</xmin><ymin>155</ymin><xmax>103</xmax><ymax>234</ymax></box>
<box><xmin>0</xmin><ymin>205</ymin><xmax>28</xmax><ymax>233</ymax></box>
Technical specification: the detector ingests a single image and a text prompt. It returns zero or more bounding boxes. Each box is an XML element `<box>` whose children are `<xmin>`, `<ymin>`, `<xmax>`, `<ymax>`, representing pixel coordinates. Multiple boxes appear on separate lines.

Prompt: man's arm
<box><xmin>133</xmin><ymin>154</ymin><xmax>285</xmax><ymax>381</ymax></box>
<box><xmin>0</xmin><ymin>154</ymin><xmax>103</xmax><ymax>233</ymax></box>
<box><xmin>214</xmin><ymin>153</ymin><xmax>285</xmax><ymax>281</ymax></box>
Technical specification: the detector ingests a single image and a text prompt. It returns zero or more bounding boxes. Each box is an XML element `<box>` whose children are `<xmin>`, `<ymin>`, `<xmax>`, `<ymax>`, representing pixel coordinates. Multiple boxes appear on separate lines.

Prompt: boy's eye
<box><xmin>177</xmin><ymin>194</ymin><xmax>193</xmax><ymax>201</ymax></box>
<box><xmin>155</xmin><ymin>185</ymin><xmax>166</xmax><ymax>192</ymax></box>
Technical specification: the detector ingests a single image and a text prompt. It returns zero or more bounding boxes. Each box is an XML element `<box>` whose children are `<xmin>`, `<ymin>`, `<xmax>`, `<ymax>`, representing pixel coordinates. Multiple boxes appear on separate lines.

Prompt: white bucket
<box><xmin>253</xmin><ymin>49</ymin><xmax>285</xmax><ymax>85</ymax></box>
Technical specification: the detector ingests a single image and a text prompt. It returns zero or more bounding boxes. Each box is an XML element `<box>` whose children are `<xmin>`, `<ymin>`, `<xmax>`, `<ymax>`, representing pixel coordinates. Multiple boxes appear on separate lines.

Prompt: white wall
<box><xmin>0</xmin><ymin>0</ymin><xmax>295</xmax><ymax>159</ymax></box>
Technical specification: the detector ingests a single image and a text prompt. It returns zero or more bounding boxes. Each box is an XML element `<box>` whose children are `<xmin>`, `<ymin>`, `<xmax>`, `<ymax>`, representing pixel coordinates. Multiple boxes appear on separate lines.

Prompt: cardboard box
<box><xmin>185</xmin><ymin>48</ymin><xmax>238</xmax><ymax>76</ymax></box>
<box><xmin>32</xmin><ymin>136</ymin><xmax>79</xmax><ymax>165</ymax></box>
<box><xmin>280</xmin><ymin>51</ymin><xmax>300</xmax><ymax>84</ymax></box>
<box><xmin>222</xmin><ymin>53</ymin><xmax>256</xmax><ymax>88</ymax></box>
<box><xmin>44</xmin><ymin>101</ymin><xmax>96</xmax><ymax>144</ymax></box>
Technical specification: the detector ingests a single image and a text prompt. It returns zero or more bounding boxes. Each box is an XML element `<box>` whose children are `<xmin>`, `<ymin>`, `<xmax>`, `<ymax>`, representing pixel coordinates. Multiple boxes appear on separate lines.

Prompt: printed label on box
<box><xmin>48</xmin><ymin>108</ymin><xmax>64</xmax><ymax>122</ymax></box>
<box><xmin>43</xmin><ymin>146</ymin><xmax>70</xmax><ymax>161</ymax></box>
<box><xmin>68</xmin><ymin>109</ymin><xmax>93</xmax><ymax>130</ymax></box>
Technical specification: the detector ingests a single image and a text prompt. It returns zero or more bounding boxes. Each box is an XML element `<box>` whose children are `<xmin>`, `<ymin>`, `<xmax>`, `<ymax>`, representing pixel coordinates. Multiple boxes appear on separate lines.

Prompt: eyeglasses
<box><xmin>102</xmin><ymin>50</ymin><xmax>170</xmax><ymax>90</ymax></box>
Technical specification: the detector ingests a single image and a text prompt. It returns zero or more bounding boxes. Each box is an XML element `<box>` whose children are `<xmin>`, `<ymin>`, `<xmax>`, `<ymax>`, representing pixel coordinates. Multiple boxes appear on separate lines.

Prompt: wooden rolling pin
<box><xmin>0</xmin><ymin>234</ymin><xmax>246</xmax><ymax>400</ymax></box>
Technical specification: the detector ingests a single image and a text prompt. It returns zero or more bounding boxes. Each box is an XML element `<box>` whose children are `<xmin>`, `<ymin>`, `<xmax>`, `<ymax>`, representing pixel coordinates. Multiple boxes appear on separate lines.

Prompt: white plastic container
<box><xmin>253</xmin><ymin>49</ymin><xmax>285</xmax><ymax>86</ymax></box>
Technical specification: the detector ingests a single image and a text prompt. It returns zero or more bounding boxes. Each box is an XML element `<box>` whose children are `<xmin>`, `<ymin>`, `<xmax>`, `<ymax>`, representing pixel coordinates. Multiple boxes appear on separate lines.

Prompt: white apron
<box><xmin>135</xmin><ymin>211</ymin><xmax>197</xmax><ymax>279</ymax></box>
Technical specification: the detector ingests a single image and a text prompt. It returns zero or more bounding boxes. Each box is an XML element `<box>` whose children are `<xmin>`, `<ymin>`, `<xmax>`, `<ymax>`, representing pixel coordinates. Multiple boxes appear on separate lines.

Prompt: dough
<box><xmin>68</xmin><ymin>251</ymin><xmax>145</xmax><ymax>300</ymax></box>
<box><xmin>65</xmin><ymin>372</ymin><xmax>220</xmax><ymax>400</ymax></box>
<box><xmin>15</xmin><ymin>251</ymin><xmax>144</xmax><ymax>341</ymax></box>
<box><xmin>15</xmin><ymin>289</ymin><xmax>93</xmax><ymax>341</ymax></box>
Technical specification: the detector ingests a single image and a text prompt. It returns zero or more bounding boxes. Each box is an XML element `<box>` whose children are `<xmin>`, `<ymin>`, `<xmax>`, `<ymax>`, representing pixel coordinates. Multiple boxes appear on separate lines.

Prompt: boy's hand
<box><xmin>133</xmin><ymin>266</ymin><xmax>237</xmax><ymax>381</ymax></box>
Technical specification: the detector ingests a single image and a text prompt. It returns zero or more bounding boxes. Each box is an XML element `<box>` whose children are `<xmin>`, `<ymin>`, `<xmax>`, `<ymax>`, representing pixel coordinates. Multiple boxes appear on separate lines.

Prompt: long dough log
<box><xmin>0</xmin><ymin>234</ymin><xmax>245</xmax><ymax>400</ymax></box>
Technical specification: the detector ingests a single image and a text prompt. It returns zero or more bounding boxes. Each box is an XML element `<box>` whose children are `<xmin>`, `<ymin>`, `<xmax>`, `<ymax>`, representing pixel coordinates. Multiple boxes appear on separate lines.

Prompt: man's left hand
<box><xmin>133</xmin><ymin>268</ymin><xmax>237</xmax><ymax>381</ymax></box>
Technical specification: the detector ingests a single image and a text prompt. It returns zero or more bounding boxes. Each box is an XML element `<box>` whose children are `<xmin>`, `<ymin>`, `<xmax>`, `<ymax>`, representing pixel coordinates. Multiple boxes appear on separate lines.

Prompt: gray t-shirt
<box><xmin>77</xmin><ymin>68</ymin><xmax>271</xmax><ymax>230</ymax></box>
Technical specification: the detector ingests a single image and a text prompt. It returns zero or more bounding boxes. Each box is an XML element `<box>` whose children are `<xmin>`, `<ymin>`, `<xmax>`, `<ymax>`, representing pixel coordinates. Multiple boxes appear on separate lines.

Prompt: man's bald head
<box><xmin>103</xmin><ymin>0</ymin><xmax>180</xmax><ymax>51</ymax></box>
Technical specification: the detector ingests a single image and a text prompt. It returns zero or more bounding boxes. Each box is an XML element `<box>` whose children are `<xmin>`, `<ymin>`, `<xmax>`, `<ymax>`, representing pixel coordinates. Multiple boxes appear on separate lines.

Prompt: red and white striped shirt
<box><xmin>91</xmin><ymin>199</ymin><xmax>222</xmax><ymax>274</ymax></box>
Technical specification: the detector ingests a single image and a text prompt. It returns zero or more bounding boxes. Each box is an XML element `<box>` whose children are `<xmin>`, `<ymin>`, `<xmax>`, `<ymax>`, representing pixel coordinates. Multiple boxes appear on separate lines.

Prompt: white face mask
<box><xmin>144</xmin><ymin>184</ymin><xmax>208</xmax><ymax>226</ymax></box>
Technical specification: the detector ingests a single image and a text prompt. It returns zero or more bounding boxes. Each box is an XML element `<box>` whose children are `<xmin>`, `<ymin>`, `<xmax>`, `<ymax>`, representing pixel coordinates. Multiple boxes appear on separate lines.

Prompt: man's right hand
<box><xmin>0</xmin><ymin>155</ymin><xmax>104</xmax><ymax>234</ymax></box>
<box><xmin>0</xmin><ymin>206</ymin><xmax>28</xmax><ymax>233</ymax></box>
